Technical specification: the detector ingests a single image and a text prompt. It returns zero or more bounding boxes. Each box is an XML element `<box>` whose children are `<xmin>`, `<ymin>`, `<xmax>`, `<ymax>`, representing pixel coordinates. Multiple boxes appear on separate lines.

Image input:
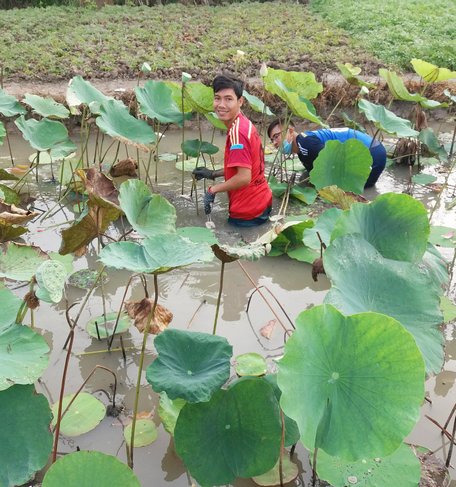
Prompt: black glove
<box><xmin>193</xmin><ymin>166</ymin><xmax>215</xmax><ymax>181</ymax></box>
<box><xmin>203</xmin><ymin>189</ymin><xmax>215</xmax><ymax>215</ymax></box>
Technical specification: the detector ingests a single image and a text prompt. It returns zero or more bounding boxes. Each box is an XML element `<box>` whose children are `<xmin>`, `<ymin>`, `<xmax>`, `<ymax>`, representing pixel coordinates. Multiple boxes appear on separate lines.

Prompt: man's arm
<box><xmin>209</xmin><ymin>167</ymin><xmax>251</xmax><ymax>194</ymax></box>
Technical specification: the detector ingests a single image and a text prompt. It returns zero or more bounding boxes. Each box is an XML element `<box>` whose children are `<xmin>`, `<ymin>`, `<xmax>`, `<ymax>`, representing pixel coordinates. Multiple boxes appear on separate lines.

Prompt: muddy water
<box><xmin>1</xmin><ymin>127</ymin><xmax>456</xmax><ymax>486</ymax></box>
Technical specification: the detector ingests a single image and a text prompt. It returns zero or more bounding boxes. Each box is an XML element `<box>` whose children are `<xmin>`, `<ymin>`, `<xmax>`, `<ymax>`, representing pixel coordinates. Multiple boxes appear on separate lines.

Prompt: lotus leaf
<box><xmin>0</xmin><ymin>183</ymin><xmax>20</xmax><ymax>205</ymax></box>
<box><xmin>205</xmin><ymin>111</ymin><xmax>227</xmax><ymax>130</ymax></box>
<box><xmin>310</xmin><ymin>139</ymin><xmax>372</xmax><ymax>194</ymax></box>
<box><xmin>411</xmin><ymin>59</ymin><xmax>456</xmax><ymax>83</ymax></box>
<box><xmin>96</xmin><ymin>100</ymin><xmax>156</xmax><ymax>151</ymax></box>
<box><xmin>319</xmin><ymin>185</ymin><xmax>367</xmax><ymax>209</ymax></box>
<box><xmin>67</xmin><ymin>269</ymin><xmax>108</xmax><ymax>289</ymax></box>
<box><xmin>421</xmin><ymin>244</ymin><xmax>449</xmax><ymax>289</ymax></box>
<box><xmin>252</xmin><ymin>453</ymin><xmax>299</xmax><ymax>486</ymax></box>
<box><xmin>278</xmin><ymin>304</ymin><xmax>425</xmax><ymax>460</ymax></box>
<box><xmin>119</xmin><ymin>179</ymin><xmax>176</xmax><ymax>237</ymax></box>
<box><xmin>159</xmin><ymin>152</ymin><xmax>178</xmax><ymax>162</ymax></box>
<box><xmin>419</xmin><ymin>128</ymin><xmax>448</xmax><ymax>161</ymax></box>
<box><xmin>42</xmin><ymin>451</ymin><xmax>141</xmax><ymax>487</ymax></box>
<box><xmin>0</xmin><ymin>221</ymin><xmax>27</xmax><ymax>242</ymax></box>
<box><xmin>181</xmin><ymin>139</ymin><xmax>219</xmax><ymax>157</ymax></box>
<box><xmin>316</xmin><ymin>443</ymin><xmax>421</xmax><ymax>487</ymax></box>
<box><xmin>51</xmin><ymin>392</ymin><xmax>106</xmax><ymax>436</ymax></box>
<box><xmin>336</xmin><ymin>63</ymin><xmax>376</xmax><ymax>89</ymax></box>
<box><xmin>174</xmin><ymin>378</ymin><xmax>282</xmax><ymax>486</ymax></box>
<box><xmin>412</xmin><ymin>173</ymin><xmax>437</xmax><ymax>185</ymax></box>
<box><xmin>379</xmin><ymin>69</ymin><xmax>428</xmax><ymax>104</ymax></box>
<box><xmin>15</xmin><ymin>116</ymin><xmax>72</xmax><ymax>152</ymax></box>
<box><xmin>66</xmin><ymin>76</ymin><xmax>111</xmax><ymax>113</ymax></box>
<box><xmin>358</xmin><ymin>99</ymin><xmax>419</xmax><ymax>137</ymax></box>
<box><xmin>324</xmin><ymin>235</ymin><xmax>444</xmax><ymax>374</ymax></box>
<box><xmin>212</xmin><ymin>241</ymin><xmax>267</xmax><ymax>262</ymax></box>
<box><xmin>177</xmin><ymin>226</ymin><xmax>218</xmax><ymax>245</ymax></box>
<box><xmin>86</xmin><ymin>312</ymin><xmax>131</xmax><ymax>339</ymax></box>
<box><xmin>0</xmin><ymin>282</ymin><xmax>21</xmax><ymax>327</ymax></box>
<box><xmin>235</xmin><ymin>353</ymin><xmax>267</xmax><ymax>376</ymax></box>
<box><xmin>0</xmin><ymin>121</ymin><xmax>5</xmax><ymax>145</ymax></box>
<box><xmin>243</xmin><ymin>90</ymin><xmax>274</xmax><ymax>116</ymax></box>
<box><xmin>159</xmin><ymin>392</ymin><xmax>186</xmax><ymax>436</ymax></box>
<box><xmin>163</xmin><ymin>81</ymin><xmax>193</xmax><ymax>113</ymax></box>
<box><xmin>35</xmin><ymin>259</ymin><xmax>67</xmax><ymax>303</ymax></box>
<box><xmin>0</xmin><ymin>385</ymin><xmax>52</xmax><ymax>487</ymax></box>
<box><xmin>23</xmin><ymin>93</ymin><xmax>70</xmax><ymax>119</ymax></box>
<box><xmin>175</xmin><ymin>157</ymin><xmax>201</xmax><ymax>172</ymax></box>
<box><xmin>135</xmin><ymin>80</ymin><xmax>191</xmax><ymax>126</ymax></box>
<box><xmin>124</xmin><ymin>419</ymin><xmax>158</xmax><ymax>447</ymax></box>
<box><xmin>263</xmin><ymin>68</ymin><xmax>323</xmax><ymax>100</ymax></box>
<box><xmin>331</xmin><ymin>193</ymin><xmax>429</xmax><ymax>262</ymax></box>
<box><xmin>124</xmin><ymin>298</ymin><xmax>172</xmax><ymax>334</ymax></box>
<box><xmin>290</xmin><ymin>185</ymin><xmax>317</xmax><ymax>204</ymax></box>
<box><xmin>429</xmin><ymin>225</ymin><xmax>456</xmax><ymax>248</ymax></box>
<box><xmin>0</xmin><ymin>242</ymin><xmax>48</xmax><ymax>281</ymax></box>
<box><xmin>183</xmin><ymin>82</ymin><xmax>214</xmax><ymax>114</ymax></box>
<box><xmin>440</xmin><ymin>296</ymin><xmax>456</xmax><ymax>323</ymax></box>
<box><xmin>303</xmin><ymin>208</ymin><xmax>343</xmax><ymax>250</ymax></box>
<box><xmin>50</xmin><ymin>138</ymin><xmax>78</xmax><ymax>160</ymax></box>
<box><xmin>146</xmin><ymin>329</ymin><xmax>232</xmax><ymax>402</ymax></box>
<box><xmin>444</xmin><ymin>89</ymin><xmax>456</xmax><ymax>103</ymax></box>
<box><xmin>0</xmin><ymin>89</ymin><xmax>26</xmax><ymax>117</ymax></box>
<box><xmin>0</xmin><ymin>321</ymin><xmax>50</xmax><ymax>390</ymax></box>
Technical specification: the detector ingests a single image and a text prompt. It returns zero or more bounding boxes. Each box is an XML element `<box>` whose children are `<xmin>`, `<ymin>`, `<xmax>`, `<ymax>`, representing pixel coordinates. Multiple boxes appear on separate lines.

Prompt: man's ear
<box><xmin>239</xmin><ymin>96</ymin><xmax>245</xmax><ymax>107</ymax></box>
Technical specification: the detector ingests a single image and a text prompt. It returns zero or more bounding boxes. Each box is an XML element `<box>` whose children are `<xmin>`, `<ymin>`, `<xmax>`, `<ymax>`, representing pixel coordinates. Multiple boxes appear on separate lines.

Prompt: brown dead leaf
<box><xmin>24</xmin><ymin>290</ymin><xmax>40</xmax><ymax>310</ymax></box>
<box><xmin>136</xmin><ymin>411</ymin><xmax>153</xmax><ymax>420</ymax></box>
<box><xmin>81</xmin><ymin>167</ymin><xmax>120</xmax><ymax>207</ymax></box>
<box><xmin>0</xmin><ymin>202</ymin><xmax>39</xmax><ymax>224</ymax></box>
<box><xmin>74</xmin><ymin>245</ymin><xmax>87</xmax><ymax>257</ymax></box>
<box><xmin>260</xmin><ymin>319</ymin><xmax>277</xmax><ymax>340</ymax></box>
<box><xmin>109</xmin><ymin>158</ymin><xmax>138</xmax><ymax>178</ymax></box>
<box><xmin>312</xmin><ymin>257</ymin><xmax>325</xmax><ymax>282</ymax></box>
<box><xmin>124</xmin><ymin>298</ymin><xmax>173</xmax><ymax>334</ymax></box>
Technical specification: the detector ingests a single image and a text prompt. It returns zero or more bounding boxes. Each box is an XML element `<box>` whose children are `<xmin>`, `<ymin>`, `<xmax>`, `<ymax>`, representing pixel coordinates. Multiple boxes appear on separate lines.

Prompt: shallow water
<box><xmin>1</xmin><ymin>127</ymin><xmax>456</xmax><ymax>486</ymax></box>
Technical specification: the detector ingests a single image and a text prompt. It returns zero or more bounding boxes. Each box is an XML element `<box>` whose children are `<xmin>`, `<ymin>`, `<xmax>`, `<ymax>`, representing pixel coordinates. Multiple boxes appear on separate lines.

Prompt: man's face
<box><xmin>269</xmin><ymin>125</ymin><xmax>283</xmax><ymax>149</ymax></box>
<box><xmin>214</xmin><ymin>88</ymin><xmax>243</xmax><ymax>127</ymax></box>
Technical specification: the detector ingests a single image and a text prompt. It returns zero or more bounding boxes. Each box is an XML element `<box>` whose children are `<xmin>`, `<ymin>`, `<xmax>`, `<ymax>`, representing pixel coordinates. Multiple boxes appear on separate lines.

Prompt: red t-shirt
<box><xmin>224</xmin><ymin>113</ymin><xmax>272</xmax><ymax>220</ymax></box>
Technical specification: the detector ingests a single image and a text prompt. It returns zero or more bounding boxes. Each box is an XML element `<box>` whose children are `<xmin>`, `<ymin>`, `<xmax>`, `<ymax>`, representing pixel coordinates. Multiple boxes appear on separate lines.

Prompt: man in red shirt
<box><xmin>193</xmin><ymin>75</ymin><xmax>272</xmax><ymax>227</ymax></box>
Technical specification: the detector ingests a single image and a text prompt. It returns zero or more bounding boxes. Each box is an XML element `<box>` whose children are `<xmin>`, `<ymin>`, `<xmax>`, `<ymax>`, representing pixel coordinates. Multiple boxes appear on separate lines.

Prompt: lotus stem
<box><xmin>446</xmin><ymin>414</ymin><xmax>456</xmax><ymax>467</ymax></box>
<box><xmin>444</xmin><ymin>402</ymin><xmax>456</xmax><ymax>432</ymax></box>
<box><xmin>181</xmin><ymin>84</ymin><xmax>186</xmax><ymax>195</ymax></box>
<box><xmin>93</xmin><ymin>127</ymin><xmax>100</xmax><ymax>166</ymax></box>
<box><xmin>312</xmin><ymin>448</ymin><xmax>318</xmax><ymax>486</ymax></box>
<box><xmin>128</xmin><ymin>273</ymin><xmax>159</xmax><ymax>468</ymax></box>
<box><xmin>75</xmin><ymin>346</ymin><xmax>137</xmax><ymax>356</ymax></box>
<box><xmin>279</xmin><ymin>410</ymin><xmax>285</xmax><ymax>487</ymax></box>
<box><xmin>35</xmin><ymin>151</ymin><xmax>40</xmax><ymax>183</ymax></box>
<box><xmin>154</xmin><ymin>121</ymin><xmax>160</xmax><ymax>183</ymax></box>
<box><xmin>450</xmin><ymin>124</ymin><xmax>456</xmax><ymax>158</ymax></box>
<box><xmin>425</xmin><ymin>414</ymin><xmax>456</xmax><ymax>445</ymax></box>
<box><xmin>5</xmin><ymin>130</ymin><xmax>15</xmax><ymax>166</ymax></box>
<box><xmin>212</xmin><ymin>262</ymin><xmax>225</xmax><ymax>335</ymax></box>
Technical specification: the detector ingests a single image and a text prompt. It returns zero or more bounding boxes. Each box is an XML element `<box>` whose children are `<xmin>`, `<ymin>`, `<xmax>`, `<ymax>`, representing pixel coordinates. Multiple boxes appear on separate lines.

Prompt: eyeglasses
<box><xmin>270</xmin><ymin>132</ymin><xmax>282</xmax><ymax>143</ymax></box>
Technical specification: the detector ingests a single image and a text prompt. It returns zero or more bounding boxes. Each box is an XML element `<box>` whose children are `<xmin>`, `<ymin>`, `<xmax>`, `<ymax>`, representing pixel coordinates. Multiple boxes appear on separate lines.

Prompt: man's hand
<box><xmin>203</xmin><ymin>188</ymin><xmax>215</xmax><ymax>215</ymax></box>
<box><xmin>192</xmin><ymin>167</ymin><xmax>215</xmax><ymax>180</ymax></box>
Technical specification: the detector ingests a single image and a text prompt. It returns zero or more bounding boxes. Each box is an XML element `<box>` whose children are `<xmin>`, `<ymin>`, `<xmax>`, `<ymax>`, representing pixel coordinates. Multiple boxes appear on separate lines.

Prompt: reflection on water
<box><xmin>1</xmin><ymin>127</ymin><xmax>456</xmax><ymax>485</ymax></box>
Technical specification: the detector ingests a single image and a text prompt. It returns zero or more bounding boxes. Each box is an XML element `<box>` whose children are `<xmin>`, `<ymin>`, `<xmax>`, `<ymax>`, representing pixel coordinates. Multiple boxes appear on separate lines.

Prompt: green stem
<box><xmin>181</xmin><ymin>84</ymin><xmax>186</xmax><ymax>195</ymax></box>
<box><xmin>212</xmin><ymin>262</ymin><xmax>225</xmax><ymax>335</ymax></box>
<box><xmin>5</xmin><ymin>129</ymin><xmax>15</xmax><ymax>166</ymax></box>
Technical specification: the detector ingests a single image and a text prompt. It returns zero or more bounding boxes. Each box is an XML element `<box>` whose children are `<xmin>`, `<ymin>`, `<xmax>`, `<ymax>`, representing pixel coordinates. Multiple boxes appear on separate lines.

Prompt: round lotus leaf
<box><xmin>324</xmin><ymin>235</ymin><xmax>444</xmax><ymax>375</ymax></box>
<box><xmin>23</xmin><ymin>93</ymin><xmax>70</xmax><ymax>119</ymax></box>
<box><xmin>177</xmin><ymin>226</ymin><xmax>218</xmax><ymax>245</ymax></box>
<box><xmin>42</xmin><ymin>450</ymin><xmax>141</xmax><ymax>487</ymax></box>
<box><xmin>67</xmin><ymin>269</ymin><xmax>108</xmax><ymax>289</ymax></box>
<box><xmin>86</xmin><ymin>312</ymin><xmax>132</xmax><ymax>339</ymax></box>
<box><xmin>252</xmin><ymin>453</ymin><xmax>299</xmax><ymax>486</ymax></box>
<box><xmin>0</xmin><ymin>242</ymin><xmax>48</xmax><ymax>281</ymax></box>
<box><xmin>316</xmin><ymin>443</ymin><xmax>421</xmax><ymax>487</ymax></box>
<box><xmin>35</xmin><ymin>260</ymin><xmax>67</xmax><ymax>303</ymax></box>
<box><xmin>51</xmin><ymin>392</ymin><xmax>106</xmax><ymax>436</ymax></box>
<box><xmin>15</xmin><ymin>116</ymin><xmax>71</xmax><ymax>152</ymax></box>
<box><xmin>124</xmin><ymin>419</ymin><xmax>158</xmax><ymax>447</ymax></box>
<box><xmin>0</xmin><ymin>89</ymin><xmax>26</xmax><ymax>117</ymax></box>
<box><xmin>158</xmin><ymin>392</ymin><xmax>186</xmax><ymax>436</ymax></box>
<box><xmin>429</xmin><ymin>225</ymin><xmax>456</xmax><ymax>248</ymax></box>
<box><xmin>118</xmin><ymin>179</ymin><xmax>176</xmax><ymax>237</ymax></box>
<box><xmin>309</xmin><ymin>139</ymin><xmax>372</xmax><ymax>194</ymax></box>
<box><xmin>412</xmin><ymin>173</ymin><xmax>438</xmax><ymax>185</ymax></box>
<box><xmin>146</xmin><ymin>329</ymin><xmax>232</xmax><ymax>402</ymax></box>
<box><xmin>174</xmin><ymin>378</ymin><xmax>282</xmax><ymax>486</ymax></box>
<box><xmin>0</xmin><ymin>323</ymin><xmax>50</xmax><ymax>391</ymax></box>
<box><xmin>0</xmin><ymin>385</ymin><xmax>53</xmax><ymax>487</ymax></box>
<box><xmin>181</xmin><ymin>139</ymin><xmax>219</xmax><ymax>157</ymax></box>
<box><xmin>235</xmin><ymin>353</ymin><xmax>267</xmax><ymax>377</ymax></box>
<box><xmin>278</xmin><ymin>304</ymin><xmax>425</xmax><ymax>461</ymax></box>
<box><xmin>331</xmin><ymin>193</ymin><xmax>429</xmax><ymax>262</ymax></box>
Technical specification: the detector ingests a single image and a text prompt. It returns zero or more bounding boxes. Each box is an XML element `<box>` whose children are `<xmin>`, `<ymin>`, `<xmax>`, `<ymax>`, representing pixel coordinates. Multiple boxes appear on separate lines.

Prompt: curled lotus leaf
<box><xmin>263</xmin><ymin>67</ymin><xmax>323</xmax><ymax>100</ymax></box>
<box><xmin>0</xmin><ymin>242</ymin><xmax>48</xmax><ymax>281</ymax></box>
<box><xmin>15</xmin><ymin>116</ymin><xmax>74</xmax><ymax>152</ymax></box>
<box><xmin>82</xmin><ymin>168</ymin><xmax>120</xmax><ymax>207</ymax></box>
<box><xmin>159</xmin><ymin>392</ymin><xmax>186</xmax><ymax>436</ymax></box>
<box><xmin>205</xmin><ymin>111</ymin><xmax>227</xmax><ymax>130</ymax></box>
<box><xmin>146</xmin><ymin>329</ymin><xmax>232</xmax><ymax>402</ymax></box>
<box><xmin>23</xmin><ymin>93</ymin><xmax>70</xmax><ymax>119</ymax></box>
<box><xmin>0</xmin><ymin>89</ymin><xmax>26</xmax><ymax>117</ymax></box>
<box><xmin>411</xmin><ymin>58</ymin><xmax>456</xmax><ymax>83</ymax></box>
<box><xmin>336</xmin><ymin>63</ymin><xmax>376</xmax><ymax>89</ymax></box>
<box><xmin>0</xmin><ymin>202</ymin><xmax>39</xmax><ymax>224</ymax></box>
<box><xmin>278</xmin><ymin>304</ymin><xmax>425</xmax><ymax>461</ymax></box>
<box><xmin>183</xmin><ymin>82</ymin><xmax>214</xmax><ymax>114</ymax></box>
<box><xmin>212</xmin><ymin>242</ymin><xmax>267</xmax><ymax>262</ymax></box>
<box><xmin>124</xmin><ymin>298</ymin><xmax>173</xmax><ymax>334</ymax></box>
<box><xmin>181</xmin><ymin>139</ymin><xmax>219</xmax><ymax>157</ymax></box>
<box><xmin>319</xmin><ymin>185</ymin><xmax>368</xmax><ymax>209</ymax></box>
<box><xmin>303</xmin><ymin>208</ymin><xmax>343</xmax><ymax>250</ymax></box>
<box><xmin>0</xmin><ymin>220</ymin><xmax>28</xmax><ymax>242</ymax></box>
<box><xmin>66</xmin><ymin>76</ymin><xmax>111</xmax><ymax>114</ymax></box>
<box><xmin>242</xmin><ymin>90</ymin><xmax>274</xmax><ymax>116</ymax></box>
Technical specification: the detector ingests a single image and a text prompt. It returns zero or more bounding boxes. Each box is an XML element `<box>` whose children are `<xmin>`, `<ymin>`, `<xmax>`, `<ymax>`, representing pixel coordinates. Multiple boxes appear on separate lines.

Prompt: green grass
<box><xmin>310</xmin><ymin>0</ymin><xmax>456</xmax><ymax>71</ymax></box>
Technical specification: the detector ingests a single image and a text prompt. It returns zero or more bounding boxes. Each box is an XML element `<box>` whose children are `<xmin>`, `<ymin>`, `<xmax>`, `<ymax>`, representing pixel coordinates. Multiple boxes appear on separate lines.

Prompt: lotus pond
<box><xmin>0</xmin><ymin>65</ymin><xmax>455</xmax><ymax>487</ymax></box>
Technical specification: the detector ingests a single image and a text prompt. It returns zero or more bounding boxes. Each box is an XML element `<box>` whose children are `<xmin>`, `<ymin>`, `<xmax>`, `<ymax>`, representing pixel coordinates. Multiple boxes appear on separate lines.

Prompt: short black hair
<box><xmin>212</xmin><ymin>75</ymin><xmax>244</xmax><ymax>99</ymax></box>
<box><xmin>267</xmin><ymin>119</ymin><xmax>295</xmax><ymax>138</ymax></box>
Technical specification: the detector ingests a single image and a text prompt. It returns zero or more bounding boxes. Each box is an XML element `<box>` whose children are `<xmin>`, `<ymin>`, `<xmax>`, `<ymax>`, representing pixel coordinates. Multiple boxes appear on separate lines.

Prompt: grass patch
<box><xmin>310</xmin><ymin>0</ymin><xmax>456</xmax><ymax>71</ymax></box>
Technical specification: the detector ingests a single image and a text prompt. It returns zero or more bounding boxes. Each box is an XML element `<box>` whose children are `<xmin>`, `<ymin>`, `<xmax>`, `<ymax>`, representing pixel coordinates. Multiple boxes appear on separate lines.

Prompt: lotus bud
<box><xmin>141</xmin><ymin>62</ymin><xmax>151</xmax><ymax>74</ymax></box>
<box><xmin>181</xmin><ymin>72</ymin><xmax>192</xmax><ymax>84</ymax></box>
<box><xmin>260</xmin><ymin>63</ymin><xmax>268</xmax><ymax>77</ymax></box>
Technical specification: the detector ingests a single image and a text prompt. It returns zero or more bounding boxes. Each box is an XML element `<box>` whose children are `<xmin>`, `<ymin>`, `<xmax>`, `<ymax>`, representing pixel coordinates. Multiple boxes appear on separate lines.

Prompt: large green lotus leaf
<box><xmin>66</xmin><ymin>76</ymin><xmax>111</xmax><ymax>114</ymax></box>
<box><xmin>96</xmin><ymin>100</ymin><xmax>156</xmax><ymax>151</ymax></box>
<box><xmin>0</xmin><ymin>121</ymin><xmax>5</xmax><ymax>145</ymax></box>
<box><xmin>429</xmin><ymin>225</ymin><xmax>456</xmax><ymax>248</ymax></box>
<box><xmin>181</xmin><ymin>139</ymin><xmax>219</xmax><ymax>157</ymax></box>
<box><xmin>242</xmin><ymin>90</ymin><xmax>274</xmax><ymax>116</ymax></box>
<box><xmin>23</xmin><ymin>93</ymin><xmax>69</xmax><ymax>119</ymax></box>
<box><xmin>316</xmin><ymin>443</ymin><xmax>421</xmax><ymax>487</ymax></box>
<box><xmin>174</xmin><ymin>378</ymin><xmax>282</xmax><ymax>486</ymax></box>
<box><xmin>146</xmin><ymin>329</ymin><xmax>232</xmax><ymax>402</ymax></box>
<box><xmin>86</xmin><ymin>312</ymin><xmax>131</xmax><ymax>339</ymax></box>
<box><xmin>379</xmin><ymin>69</ymin><xmax>427</xmax><ymax>103</ymax></box>
<box><xmin>0</xmin><ymin>183</ymin><xmax>20</xmax><ymax>205</ymax></box>
<box><xmin>135</xmin><ymin>80</ymin><xmax>191</xmax><ymax>126</ymax></box>
<box><xmin>263</xmin><ymin>68</ymin><xmax>323</xmax><ymax>100</ymax></box>
<box><xmin>124</xmin><ymin>419</ymin><xmax>158</xmax><ymax>447</ymax></box>
<box><xmin>419</xmin><ymin>128</ymin><xmax>448</xmax><ymax>161</ymax></box>
<box><xmin>252</xmin><ymin>454</ymin><xmax>299</xmax><ymax>486</ymax></box>
<box><xmin>0</xmin><ymin>242</ymin><xmax>48</xmax><ymax>281</ymax></box>
<box><xmin>163</xmin><ymin>81</ymin><xmax>193</xmax><ymax>113</ymax></box>
<box><xmin>205</xmin><ymin>111</ymin><xmax>227</xmax><ymax>130</ymax></box>
<box><xmin>100</xmin><ymin>233</ymin><xmax>213</xmax><ymax>274</ymax></box>
<box><xmin>290</xmin><ymin>185</ymin><xmax>317</xmax><ymax>204</ymax></box>
<box><xmin>0</xmin><ymin>282</ymin><xmax>22</xmax><ymax>327</ymax></box>
<box><xmin>177</xmin><ymin>226</ymin><xmax>218</xmax><ymax>245</ymax></box>
<box><xmin>35</xmin><ymin>259</ymin><xmax>67</xmax><ymax>303</ymax></box>
<box><xmin>303</xmin><ymin>208</ymin><xmax>343</xmax><ymax>250</ymax></box>
<box><xmin>309</xmin><ymin>139</ymin><xmax>372</xmax><ymax>194</ymax></box>
<box><xmin>159</xmin><ymin>392</ymin><xmax>186</xmax><ymax>436</ymax></box>
<box><xmin>411</xmin><ymin>58</ymin><xmax>456</xmax><ymax>83</ymax></box>
<box><xmin>331</xmin><ymin>193</ymin><xmax>429</xmax><ymax>262</ymax></box>
<box><xmin>0</xmin><ymin>89</ymin><xmax>26</xmax><ymax>117</ymax></box>
<box><xmin>324</xmin><ymin>235</ymin><xmax>444</xmax><ymax>374</ymax></box>
<box><xmin>336</xmin><ymin>63</ymin><xmax>376</xmax><ymax>89</ymax></box>
<box><xmin>0</xmin><ymin>322</ymin><xmax>50</xmax><ymax>391</ymax></box>
<box><xmin>119</xmin><ymin>179</ymin><xmax>176</xmax><ymax>237</ymax></box>
<box><xmin>0</xmin><ymin>385</ymin><xmax>52</xmax><ymax>487</ymax></box>
<box><xmin>42</xmin><ymin>451</ymin><xmax>141</xmax><ymax>487</ymax></box>
<box><xmin>213</xmin><ymin>241</ymin><xmax>267</xmax><ymax>261</ymax></box>
<box><xmin>358</xmin><ymin>99</ymin><xmax>419</xmax><ymax>137</ymax></box>
<box><xmin>183</xmin><ymin>82</ymin><xmax>214</xmax><ymax>114</ymax></box>
<box><xmin>278</xmin><ymin>304</ymin><xmax>425</xmax><ymax>461</ymax></box>
<box><xmin>15</xmin><ymin>116</ymin><xmax>72</xmax><ymax>151</ymax></box>
<box><xmin>51</xmin><ymin>392</ymin><xmax>106</xmax><ymax>436</ymax></box>
<box><xmin>50</xmin><ymin>138</ymin><xmax>78</xmax><ymax>160</ymax></box>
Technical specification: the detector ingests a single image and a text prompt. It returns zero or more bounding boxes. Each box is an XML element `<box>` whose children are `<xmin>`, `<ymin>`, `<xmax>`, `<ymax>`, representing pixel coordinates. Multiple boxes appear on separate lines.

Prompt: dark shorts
<box><xmin>228</xmin><ymin>206</ymin><xmax>272</xmax><ymax>227</ymax></box>
<box><xmin>365</xmin><ymin>142</ymin><xmax>387</xmax><ymax>187</ymax></box>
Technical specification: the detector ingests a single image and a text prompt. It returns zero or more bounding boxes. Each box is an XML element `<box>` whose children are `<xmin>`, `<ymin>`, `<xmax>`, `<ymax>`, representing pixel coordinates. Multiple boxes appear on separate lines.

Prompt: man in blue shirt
<box><xmin>267</xmin><ymin>120</ymin><xmax>387</xmax><ymax>187</ymax></box>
